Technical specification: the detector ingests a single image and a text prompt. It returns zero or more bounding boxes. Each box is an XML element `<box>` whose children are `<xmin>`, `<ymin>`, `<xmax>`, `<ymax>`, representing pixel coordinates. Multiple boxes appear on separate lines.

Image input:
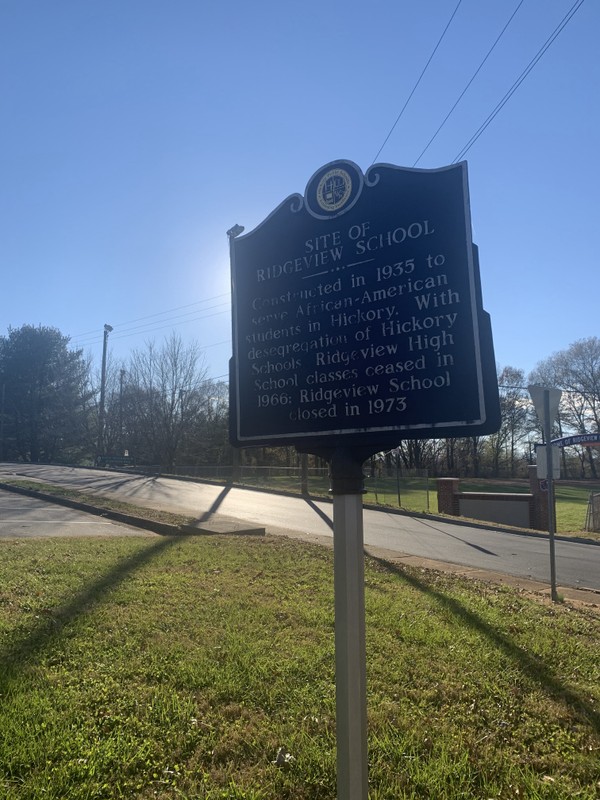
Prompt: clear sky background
<box><xmin>1</xmin><ymin>0</ymin><xmax>597</xmax><ymax>383</ymax></box>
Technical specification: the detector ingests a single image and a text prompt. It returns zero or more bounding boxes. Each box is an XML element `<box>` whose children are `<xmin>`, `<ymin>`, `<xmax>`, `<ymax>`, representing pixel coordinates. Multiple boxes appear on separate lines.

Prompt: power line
<box><xmin>74</xmin><ymin>308</ymin><xmax>229</xmax><ymax>347</ymax></box>
<box><xmin>109</xmin><ymin>304</ymin><xmax>230</xmax><ymax>341</ymax></box>
<box><xmin>452</xmin><ymin>0</ymin><xmax>586</xmax><ymax>163</ymax></box>
<box><xmin>71</xmin><ymin>293</ymin><xmax>231</xmax><ymax>348</ymax></box>
<box><xmin>72</xmin><ymin>316</ymin><xmax>228</xmax><ymax>351</ymax></box>
<box><xmin>113</xmin><ymin>312</ymin><xmax>229</xmax><ymax>340</ymax></box>
<box><xmin>71</xmin><ymin>292</ymin><xmax>230</xmax><ymax>342</ymax></box>
<box><xmin>370</xmin><ymin>0</ymin><xmax>463</xmax><ymax>165</ymax></box>
<box><xmin>69</xmin><ymin>3</ymin><xmax>587</xmax><ymax>376</ymax></box>
<box><xmin>413</xmin><ymin>0</ymin><xmax>525</xmax><ymax>167</ymax></box>
<box><xmin>113</xmin><ymin>293</ymin><xmax>230</xmax><ymax>330</ymax></box>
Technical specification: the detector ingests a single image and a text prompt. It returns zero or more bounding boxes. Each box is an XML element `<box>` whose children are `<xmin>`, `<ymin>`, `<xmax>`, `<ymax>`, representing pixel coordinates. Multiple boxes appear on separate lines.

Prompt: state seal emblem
<box><xmin>316</xmin><ymin>168</ymin><xmax>352</xmax><ymax>212</ymax></box>
<box><xmin>303</xmin><ymin>159</ymin><xmax>364</xmax><ymax>220</ymax></box>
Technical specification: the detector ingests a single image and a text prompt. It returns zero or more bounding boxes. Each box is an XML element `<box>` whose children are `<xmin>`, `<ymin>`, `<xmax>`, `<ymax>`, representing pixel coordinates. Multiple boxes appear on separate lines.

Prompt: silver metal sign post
<box><xmin>330</xmin><ymin>449</ymin><xmax>369</xmax><ymax>800</ymax></box>
<box><xmin>543</xmin><ymin>389</ymin><xmax>559</xmax><ymax>602</ymax></box>
<box><xmin>529</xmin><ymin>385</ymin><xmax>562</xmax><ymax>603</ymax></box>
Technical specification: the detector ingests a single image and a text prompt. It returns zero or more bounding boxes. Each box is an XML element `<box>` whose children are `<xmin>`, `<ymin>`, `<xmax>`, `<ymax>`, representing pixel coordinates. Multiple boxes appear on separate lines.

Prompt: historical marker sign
<box><xmin>230</xmin><ymin>160</ymin><xmax>500</xmax><ymax>448</ymax></box>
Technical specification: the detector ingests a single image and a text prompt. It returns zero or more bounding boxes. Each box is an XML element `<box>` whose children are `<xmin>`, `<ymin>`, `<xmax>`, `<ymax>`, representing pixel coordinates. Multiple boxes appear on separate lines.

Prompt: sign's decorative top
<box><xmin>229</xmin><ymin>159</ymin><xmax>500</xmax><ymax>450</ymax></box>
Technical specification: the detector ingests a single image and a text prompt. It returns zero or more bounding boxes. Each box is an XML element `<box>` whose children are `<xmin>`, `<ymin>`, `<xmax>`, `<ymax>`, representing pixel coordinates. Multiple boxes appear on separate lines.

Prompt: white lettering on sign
<box><xmin>230</xmin><ymin>160</ymin><xmax>494</xmax><ymax>444</ymax></box>
<box><xmin>354</xmin><ymin>220</ymin><xmax>434</xmax><ymax>255</ymax></box>
<box><xmin>239</xmin><ymin>233</ymin><xmax>472</xmax><ymax>426</ymax></box>
<box><xmin>234</xmin><ymin>193</ymin><xmax>481</xmax><ymax>436</ymax></box>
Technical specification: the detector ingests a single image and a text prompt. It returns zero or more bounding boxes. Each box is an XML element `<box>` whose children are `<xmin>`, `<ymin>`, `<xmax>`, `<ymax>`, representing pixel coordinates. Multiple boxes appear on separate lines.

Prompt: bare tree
<box><xmin>124</xmin><ymin>334</ymin><xmax>210</xmax><ymax>467</ymax></box>
<box><xmin>529</xmin><ymin>337</ymin><xmax>600</xmax><ymax>478</ymax></box>
<box><xmin>486</xmin><ymin>366</ymin><xmax>530</xmax><ymax>477</ymax></box>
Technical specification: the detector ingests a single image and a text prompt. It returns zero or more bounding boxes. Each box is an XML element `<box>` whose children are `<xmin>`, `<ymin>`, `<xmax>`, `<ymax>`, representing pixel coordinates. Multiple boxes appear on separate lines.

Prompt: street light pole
<box><xmin>119</xmin><ymin>368</ymin><xmax>126</xmax><ymax>456</ymax></box>
<box><xmin>97</xmin><ymin>324</ymin><xmax>113</xmax><ymax>461</ymax></box>
<box><xmin>0</xmin><ymin>382</ymin><xmax>5</xmax><ymax>462</ymax></box>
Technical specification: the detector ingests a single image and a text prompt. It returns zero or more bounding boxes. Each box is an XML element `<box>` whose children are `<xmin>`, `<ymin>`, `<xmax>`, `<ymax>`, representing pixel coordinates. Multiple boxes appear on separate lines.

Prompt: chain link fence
<box><xmin>364</xmin><ymin>467</ymin><xmax>432</xmax><ymax>513</ymax></box>
<box><xmin>131</xmin><ymin>463</ymin><xmax>433</xmax><ymax>513</ymax></box>
<box><xmin>585</xmin><ymin>492</ymin><xmax>600</xmax><ymax>532</ymax></box>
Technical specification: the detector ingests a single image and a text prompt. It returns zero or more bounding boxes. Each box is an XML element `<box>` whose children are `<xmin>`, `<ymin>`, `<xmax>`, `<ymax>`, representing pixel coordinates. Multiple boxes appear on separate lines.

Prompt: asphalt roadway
<box><xmin>0</xmin><ymin>487</ymin><xmax>153</xmax><ymax>538</ymax></box>
<box><xmin>0</xmin><ymin>463</ymin><xmax>599</xmax><ymax>603</ymax></box>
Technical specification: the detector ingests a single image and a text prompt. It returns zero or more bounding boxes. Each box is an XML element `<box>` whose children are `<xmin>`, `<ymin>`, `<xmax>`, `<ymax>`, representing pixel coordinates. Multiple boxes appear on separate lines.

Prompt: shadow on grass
<box><xmin>369</xmin><ymin>554</ymin><xmax>600</xmax><ymax>734</ymax></box>
<box><xmin>0</xmin><ymin>534</ymin><xmax>188</xmax><ymax>691</ymax></box>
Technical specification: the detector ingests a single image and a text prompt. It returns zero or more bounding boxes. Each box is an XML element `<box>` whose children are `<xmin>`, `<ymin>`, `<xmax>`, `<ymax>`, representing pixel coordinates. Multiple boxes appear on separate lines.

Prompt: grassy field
<box><xmin>0</xmin><ymin>533</ymin><xmax>598</xmax><ymax>799</ymax></box>
<box><xmin>363</xmin><ymin>477</ymin><xmax>435</xmax><ymax>517</ymax></box>
<box><xmin>552</xmin><ymin>484</ymin><xmax>595</xmax><ymax>535</ymax></box>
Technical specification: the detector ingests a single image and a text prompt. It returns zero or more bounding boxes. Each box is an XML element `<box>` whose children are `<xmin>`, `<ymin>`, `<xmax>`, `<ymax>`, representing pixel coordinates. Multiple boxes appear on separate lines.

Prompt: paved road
<box><xmin>0</xmin><ymin>487</ymin><xmax>152</xmax><ymax>538</ymax></box>
<box><xmin>1</xmin><ymin>463</ymin><xmax>599</xmax><ymax>593</ymax></box>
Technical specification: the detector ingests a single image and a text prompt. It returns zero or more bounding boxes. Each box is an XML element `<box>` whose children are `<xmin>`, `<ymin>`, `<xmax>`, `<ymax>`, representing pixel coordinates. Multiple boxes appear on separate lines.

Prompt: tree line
<box><xmin>379</xmin><ymin>340</ymin><xmax>600</xmax><ymax>480</ymax></box>
<box><xmin>0</xmin><ymin>325</ymin><xmax>229</xmax><ymax>468</ymax></box>
<box><xmin>0</xmin><ymin>324</ymin><xmax>598</xmax><ymax>479</ymax></box>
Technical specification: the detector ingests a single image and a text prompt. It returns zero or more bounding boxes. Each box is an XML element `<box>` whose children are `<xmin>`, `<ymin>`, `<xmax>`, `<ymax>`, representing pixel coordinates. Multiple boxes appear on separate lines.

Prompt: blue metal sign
<box><xmin>552</xmin><ymin>433</ymin><xmax>600</xmax><ymax>447</ymax></box>
<box><xmin>229</xmin><ymin>160</ymin><xmax>500</xmax><ymax>448</ymax></box>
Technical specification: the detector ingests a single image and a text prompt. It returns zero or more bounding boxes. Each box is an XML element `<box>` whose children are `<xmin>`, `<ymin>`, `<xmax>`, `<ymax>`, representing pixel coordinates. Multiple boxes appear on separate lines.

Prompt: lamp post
<box><xmin>97</xmin><ymin>324</ymin><xmax>113</xmax><ymax>462</ymax></box>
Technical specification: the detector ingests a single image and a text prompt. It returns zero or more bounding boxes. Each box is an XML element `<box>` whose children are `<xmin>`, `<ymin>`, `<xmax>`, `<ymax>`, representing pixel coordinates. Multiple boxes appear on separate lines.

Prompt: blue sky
<box><xmin>1</xmin><ymin>0</ymin><xmax>597</xmax><ymax>383</ymax></box>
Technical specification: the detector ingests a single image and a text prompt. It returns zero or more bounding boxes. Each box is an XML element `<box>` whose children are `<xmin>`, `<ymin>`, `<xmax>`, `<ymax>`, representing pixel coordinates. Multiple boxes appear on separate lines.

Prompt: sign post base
<box><xmin>329</xmin><ymin>449</ymin><xmax>369</xmax><ymax>800</ymax></box>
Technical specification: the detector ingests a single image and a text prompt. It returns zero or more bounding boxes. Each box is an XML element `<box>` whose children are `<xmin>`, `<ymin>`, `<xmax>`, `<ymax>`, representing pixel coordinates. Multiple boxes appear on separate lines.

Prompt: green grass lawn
<box><xmin>553</xmin><ymin>484</ymin><xmax>596</xmax><ymax>535</ymax></box>
<box><xmin>0</xmin><ymin>534</ymin><xmax>598</xmax><ymax>799</ymax></box>
<box><xmin>363</xmin><ymin>477</ymin><xmax>435</xmax><ymax>517</ymax></box>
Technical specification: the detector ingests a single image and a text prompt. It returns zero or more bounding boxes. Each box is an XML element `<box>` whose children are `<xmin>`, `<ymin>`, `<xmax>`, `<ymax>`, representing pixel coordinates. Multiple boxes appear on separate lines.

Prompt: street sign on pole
<box><xmin>528</xmin><ymin>385</ymin><xmax>561</xmax><ymax>430</ymax></box>
<box><xmin>536</xmin><ymin>445</ymin><xmax>561</xmax><ymax>479</ymax></box>
<box><xmin>551</xmin><ymin>433</ymin><xmax>600</xmax><ymax>448</ymax></box>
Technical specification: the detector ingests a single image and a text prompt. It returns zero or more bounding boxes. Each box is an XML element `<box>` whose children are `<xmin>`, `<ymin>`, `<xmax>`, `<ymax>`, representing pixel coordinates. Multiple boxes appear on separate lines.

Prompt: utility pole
<box><xmin>119</xmin><ymin>368</ymin><xmax>126</xmax><ymax>456</ymax></box>
<box><xmin>0</xmin><ymin>382</ymin><xmax>5</xmax><ymax>462</ymax></box>
<box><xmin>97</xmin><ymin>324</ymin><xmax>113</xmax><ymax>461</ymax></box>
